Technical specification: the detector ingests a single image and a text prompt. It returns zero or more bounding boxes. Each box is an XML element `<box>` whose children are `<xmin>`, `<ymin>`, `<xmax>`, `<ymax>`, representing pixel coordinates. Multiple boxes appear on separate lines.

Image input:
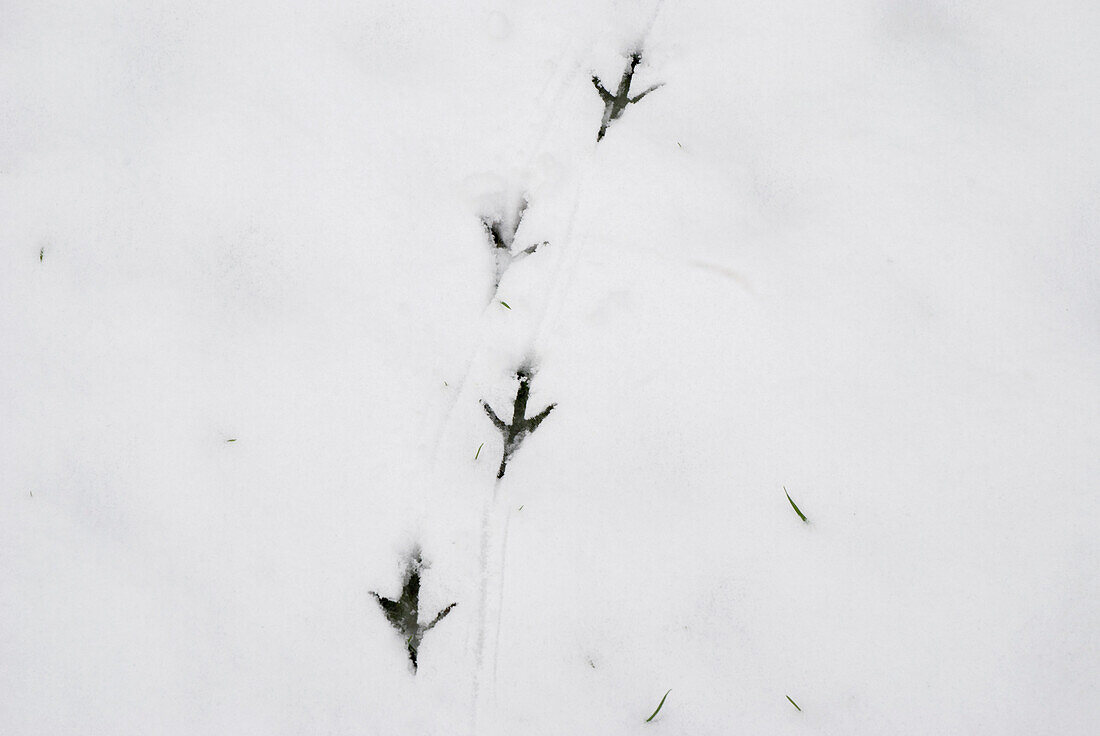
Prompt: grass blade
<box><xmin>786</xmin><ymin>694</ymin><xmax>801</xmax><ymax>712</ymax></box>
<box><xmin>499</xmin><ymin>300</ymin><xmax>511</xmax><ymax>310</ymax></box>
<box><xmin>645</xmin><ymin>689</ymin><xmax>671</xmax><ymax>723</ymax></box>
<box><xmin>784</xmin><ymin>486</ymin><xmax>807</xmax><ymax>523</ymax></box>
<box><xmin>474</xmin><ymin>442</ymin><xmax>484</xmax><ymax>460</ymax></box>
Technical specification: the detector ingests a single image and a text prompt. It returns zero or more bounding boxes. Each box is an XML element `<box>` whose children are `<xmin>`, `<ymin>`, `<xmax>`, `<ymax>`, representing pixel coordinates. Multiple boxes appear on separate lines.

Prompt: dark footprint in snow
<box><xmin>371</xmin><ymin>552</ymin><xmax>456</xmax><ymax>672</ymax></box>
<box><xmin>592</xmin><ymin>50</ymin><xmax>664</xmax><ymax>141</ymax></box>
<box><xmin>481</xmin><ymin>196</ymin><xmax>546</xmax><ymax>292</ymax></box>
<box><xmin>481</xmin><ymin>366</ymin><xmax>556</xmax><ymax>479</ymax></box>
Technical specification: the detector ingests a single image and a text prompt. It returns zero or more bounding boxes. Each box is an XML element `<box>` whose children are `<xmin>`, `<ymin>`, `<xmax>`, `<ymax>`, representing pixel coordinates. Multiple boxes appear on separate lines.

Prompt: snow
<box><xmin>2</xmin><ymin>1</ymin><xmax>1098</xmax><ymax>734</ymax></box>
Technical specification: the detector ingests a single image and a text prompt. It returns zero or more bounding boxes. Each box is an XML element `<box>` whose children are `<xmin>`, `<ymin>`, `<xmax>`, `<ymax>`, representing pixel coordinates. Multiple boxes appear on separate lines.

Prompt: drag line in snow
<box><xmin>470</xmin><ymin>10</ymin><xmax>667</xmax><ymax>731</ymax></box>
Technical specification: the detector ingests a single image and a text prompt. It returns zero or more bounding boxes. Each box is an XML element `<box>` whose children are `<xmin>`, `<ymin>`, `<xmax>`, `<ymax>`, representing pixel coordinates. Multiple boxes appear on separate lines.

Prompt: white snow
<box><xmin>2</xmin><ymin>1</ymin><xmax>1098</xmax><ymax>734</ymax></box>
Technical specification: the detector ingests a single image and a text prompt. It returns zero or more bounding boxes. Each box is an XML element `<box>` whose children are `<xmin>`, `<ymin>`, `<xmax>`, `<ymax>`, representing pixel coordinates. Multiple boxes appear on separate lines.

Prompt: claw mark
<box><xmin>481</xmin><ymin>367</ymin><xmax>556</xmax><ymax>479</ymax></box>
<box><xmin>592</xmin><ymin>51</ymin><xmax>664</xmax><ymax>141</ymax></box>
<box><xmin>371</xmin><ymin>552</ymin><xmax>457</xmax><ymax>672</ymax></box>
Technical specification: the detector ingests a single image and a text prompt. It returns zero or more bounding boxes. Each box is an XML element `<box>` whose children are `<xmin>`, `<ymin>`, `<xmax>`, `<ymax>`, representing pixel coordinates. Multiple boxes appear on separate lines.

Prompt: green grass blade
<box><xmin>475</xmin><ymin>442</ymin><xmax>484</xmax><ymax>460</ymax></box>
<box><xmin>500</xmin><ymin>301</ymin><xmax>511</xmax><ymax>310</ymax></box>
<box><xmin>784</xmin><ymin>487</ymin><xmax>807</xmax><ymax>523</ymax></box>
<box><xmin>786</xmin><ymin>694</ymin><xmax>801</xmax><ymax>711</ymax></box>
<box><xmin>645</xmin><ymin>689</ymin><xmax>671</xmax><ymax>723</ymax></box>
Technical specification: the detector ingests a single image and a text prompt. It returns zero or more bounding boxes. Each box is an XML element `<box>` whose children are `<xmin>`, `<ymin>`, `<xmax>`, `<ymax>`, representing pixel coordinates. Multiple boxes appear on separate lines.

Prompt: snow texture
<box><xmin>2</xmin><ymin>1</ymin><xmax>1098</xmax><ymax>735</ymax></box>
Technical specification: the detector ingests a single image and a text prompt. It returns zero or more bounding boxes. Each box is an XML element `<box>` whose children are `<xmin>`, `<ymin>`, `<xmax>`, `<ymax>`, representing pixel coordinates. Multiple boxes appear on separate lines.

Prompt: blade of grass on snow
<box><xmin>645</xmin><ymin>689</ymin><xmax>671</xmax><ymax>723</ymax></box>
<box><xmin>784</xmin><ymin>486</ymin><xmax>807</xmax><ymax>523</ymax></box>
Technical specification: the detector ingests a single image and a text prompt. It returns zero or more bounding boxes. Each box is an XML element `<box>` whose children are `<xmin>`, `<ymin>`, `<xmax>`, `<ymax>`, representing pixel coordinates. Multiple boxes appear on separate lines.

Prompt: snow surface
<box><xmin>2</xmin><ymin>1</ymin><xmax>1098</xmax><ymax>734</ymax></box>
